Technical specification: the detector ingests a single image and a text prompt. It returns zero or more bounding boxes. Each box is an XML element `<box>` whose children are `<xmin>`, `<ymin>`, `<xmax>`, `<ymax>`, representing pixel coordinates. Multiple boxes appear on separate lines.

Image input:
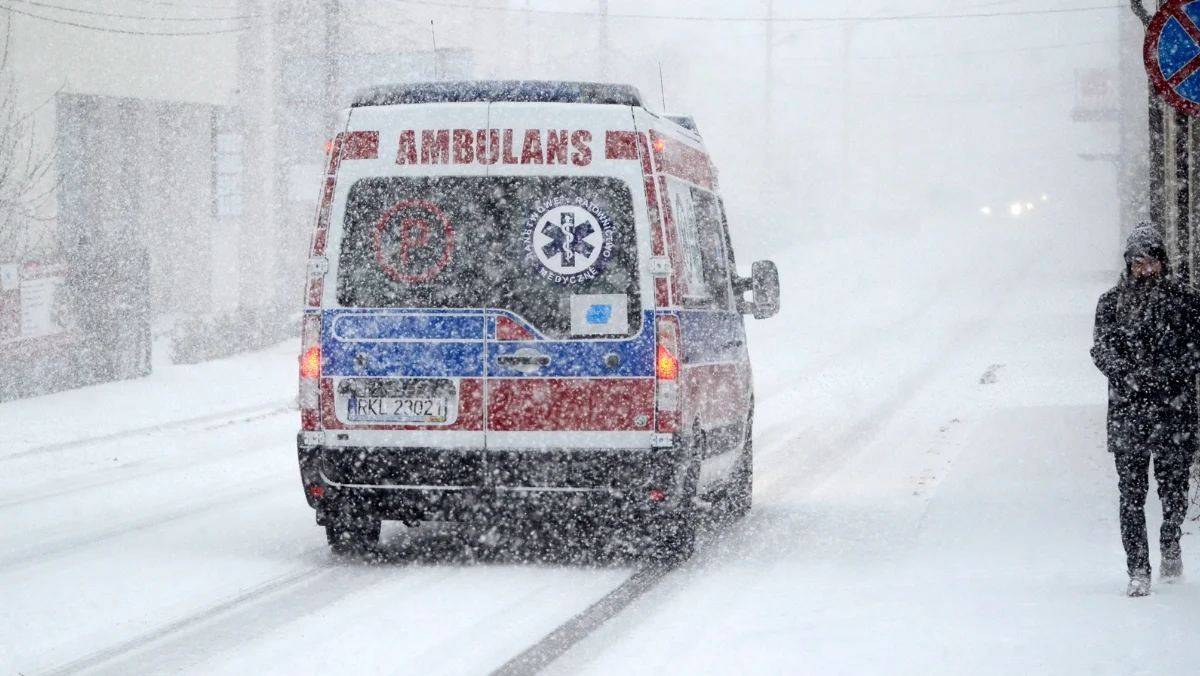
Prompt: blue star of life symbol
<box><xmin>541</xmin><ymin>212</ymin><xmax>595</xmax><ymax>268</ymax></box>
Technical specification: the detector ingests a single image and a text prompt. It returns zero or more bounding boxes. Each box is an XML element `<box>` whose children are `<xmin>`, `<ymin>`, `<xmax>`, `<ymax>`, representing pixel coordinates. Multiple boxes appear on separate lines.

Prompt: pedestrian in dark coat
<box><xmin>1092</xmin><ymin>224</ymin><xmax>1200</xmax><ymax>597</ymax></box>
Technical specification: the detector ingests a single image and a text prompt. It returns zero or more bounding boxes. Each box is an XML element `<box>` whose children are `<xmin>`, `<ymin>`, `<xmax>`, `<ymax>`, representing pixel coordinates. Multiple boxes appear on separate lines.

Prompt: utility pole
<box><xmin>525</xmin><ymin>0</ymin><xmax>532</xmax><ymax>76</ymax></box>
<box><xmin>325</xmin><ymin>0</ymin><xmax>340</xmax><ymax>129</ymax></box>
<box><xmin>1119</xmin><ymin>4</ymin><xmax>1148</xmax><ymax>239</ymax></box>
<box><xmin>763</xmin><ymin>0</ymin><xmax>773</xmax><ymax>217</ymax></box>
<box><xmin>599</xmin><ymin>0</ymin><xmax>609</xmax><ymax>81</ymax></box>
<box><xmin>842</xmin><ymin>21</ymin><xmax>854</xmax><ymax>209</ymax></box>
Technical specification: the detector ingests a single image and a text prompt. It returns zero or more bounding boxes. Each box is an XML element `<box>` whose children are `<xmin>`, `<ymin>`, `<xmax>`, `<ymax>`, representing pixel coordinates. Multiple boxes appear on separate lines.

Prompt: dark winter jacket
<box><xmin>1092</xmin><ymin>259</ymin><xmax>1200</xmax><ymax>456</ymax></box>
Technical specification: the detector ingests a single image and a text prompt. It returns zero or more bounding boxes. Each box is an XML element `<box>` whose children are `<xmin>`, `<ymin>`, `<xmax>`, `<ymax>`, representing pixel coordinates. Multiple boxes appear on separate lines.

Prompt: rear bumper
<box><xmin>296</xmin><ymin>435</ymin><xmax>685</xmax><ymax>523</ymax></box>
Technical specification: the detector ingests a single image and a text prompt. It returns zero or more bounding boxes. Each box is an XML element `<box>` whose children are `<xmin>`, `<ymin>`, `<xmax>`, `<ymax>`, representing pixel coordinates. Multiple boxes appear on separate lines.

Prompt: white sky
<box><xmin>487</xmin><ymin>0</ymin><xmax>1126</xmax><ymax>252</ymax></box>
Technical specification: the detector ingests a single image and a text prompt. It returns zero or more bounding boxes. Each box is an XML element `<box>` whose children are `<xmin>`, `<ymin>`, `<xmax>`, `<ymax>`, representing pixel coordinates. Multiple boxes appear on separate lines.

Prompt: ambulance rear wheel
<box><xmin>645</xmin><ymin>427</ymin><xmax>701</xmax><ymax>564</ymax></box>
<box><xmin>325</xmin><ymin>516</ymin><xmax>381</xmax><ymax>555</ymax></box>
<box><xmin>652</xmin><ymin>508</ymin><xmax>696</xmax><ymax>564</ymax></box>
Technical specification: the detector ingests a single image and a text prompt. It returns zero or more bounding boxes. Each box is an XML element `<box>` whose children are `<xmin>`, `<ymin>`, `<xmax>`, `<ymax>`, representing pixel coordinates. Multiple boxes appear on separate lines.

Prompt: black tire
<box><xmin>644</xmin><ymin>428</ymin><xmax>701</xmax><ymax>564</ymax></box>
<box><xmin>656</xmin><ymin>508</ymin><xmax>696</xmax><ymax>564</ymax></box>
<box><xmin>725</xmin><ymin>414</ymin><xmax>754</xmax><ymax>520</ymax></box>
<box><xmin>325</xmin><ymin>516</ymin><xmax>381</xmax><ymax>555</ymax></box>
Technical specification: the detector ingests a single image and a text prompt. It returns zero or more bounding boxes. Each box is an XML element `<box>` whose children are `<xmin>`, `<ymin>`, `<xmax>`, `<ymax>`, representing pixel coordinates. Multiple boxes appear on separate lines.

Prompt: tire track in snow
<box><xmin>0</xmin><ymin>482</ymin><xmax>277</xmax><ymax>571</ymax></box>
<box><xmin>36</xmin><ymin>559</ymin><xmax>335</xmax><ymax>676</ymax></box>
<box><xmin>0</xmin><ymin>428</ymin><xmax>291</xmax><ymax>512</ymax></box>
<box><xmin>755</xmin><ymin>252</ymin><xmax>1042</xmax><ymax>501</ymax></box>
<box><xmin>2</xmin><ymin>402</ymin><xmax>292</xmax><ymax>463</ymax></box>
<box><xmin>750</xmin><ymin>235</ymin><xmax>999</xmax><ymax>449</ymax></box>
<box><xmin>487</xmin><ymin>564</ymin><xmax>672</xmax><ymax>676</ymax></box>
<box><xmin>38</xmin><ymin>561</ymin><xmax>461</xmax><ymax>676</ymax></box>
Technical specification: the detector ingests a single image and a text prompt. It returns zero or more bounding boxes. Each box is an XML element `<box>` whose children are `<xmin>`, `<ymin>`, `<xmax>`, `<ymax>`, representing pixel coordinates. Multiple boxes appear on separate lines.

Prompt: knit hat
<box><xmin>1125</xmin><ymin>222</ymin><xmax>1168</xmax><ymax>264</ymax></box>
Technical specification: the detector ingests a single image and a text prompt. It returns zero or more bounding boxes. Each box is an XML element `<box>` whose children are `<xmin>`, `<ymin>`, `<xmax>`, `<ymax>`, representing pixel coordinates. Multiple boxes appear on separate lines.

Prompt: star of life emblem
<box><xmin>523</xmin><ymin>197</ymin><xmax>615</xmax><ymax>286</ymax></box>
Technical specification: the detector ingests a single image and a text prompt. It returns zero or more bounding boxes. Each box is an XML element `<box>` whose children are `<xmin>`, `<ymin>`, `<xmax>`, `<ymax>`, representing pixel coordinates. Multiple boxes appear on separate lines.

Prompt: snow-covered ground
<box><xmin>4</xmin><ymin>215</ymin><xmax>1198</xmax><ymax>675</ymax></box>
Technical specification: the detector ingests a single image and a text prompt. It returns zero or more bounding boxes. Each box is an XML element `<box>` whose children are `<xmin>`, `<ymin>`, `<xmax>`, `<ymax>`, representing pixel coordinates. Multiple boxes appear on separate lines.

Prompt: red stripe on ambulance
<box><xmin>605</xmin><ymin>131</ymin><xmax>639</xmax><ymax>160</ymax></box>
<box><xmin>487</xmin><ymin>379</ymin><xmax>654</xmax><ymax>432</ymax></box>
<box><xmin>650</xmin><ymin>130</ymin><xmax>714</xmax><ymax>189</ymax></box>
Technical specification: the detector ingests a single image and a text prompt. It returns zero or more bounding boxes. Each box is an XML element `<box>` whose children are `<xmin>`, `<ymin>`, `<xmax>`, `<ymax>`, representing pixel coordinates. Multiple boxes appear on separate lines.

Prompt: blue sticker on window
<box><xmin>586</xmin><ymin>304</ymin><xmax>613</xmax><ymax>325</ymax></box>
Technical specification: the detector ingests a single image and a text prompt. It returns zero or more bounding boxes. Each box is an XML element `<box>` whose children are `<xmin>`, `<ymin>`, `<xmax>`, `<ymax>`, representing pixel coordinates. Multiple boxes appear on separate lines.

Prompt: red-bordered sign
<box><xmin>1145</xmin><ymin>0</ymin><xmax>1200</xmax><ymax>116</ymax></box>
<box><xmin>373</xmin><ymin>199</ymin><xmax>455</xmax><ymax>284</ymax></box>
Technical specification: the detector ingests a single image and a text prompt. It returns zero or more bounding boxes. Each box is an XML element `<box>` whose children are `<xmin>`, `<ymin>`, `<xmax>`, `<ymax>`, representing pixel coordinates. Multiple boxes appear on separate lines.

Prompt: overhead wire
<box><xmin>771</xmin><ymin>38</ymin><xmax>1120</xmax><ymax>63</ymax></box>
<box><xmin>0</xmin><ymin>3</ymin><xmax>259</xmax><ymax>35</ymax></box>
<box><xmin>123</xmin><ymin>0</ymin><xmax>238</xmax><ymax>8</ymax></box>
<box><xmin>776</xmin><ymin>77</ymin><xmax>1073</xmax><ymax>104</ymax></box>
<box><xmin>9</xmin><ymin>0</ymin><xmax>258</xmax><ymax>21</ymax></box>
<box><xmin>385</xmin><ymin>0</ymin><xmax>1124</xmax><ymax>24</ymax></box>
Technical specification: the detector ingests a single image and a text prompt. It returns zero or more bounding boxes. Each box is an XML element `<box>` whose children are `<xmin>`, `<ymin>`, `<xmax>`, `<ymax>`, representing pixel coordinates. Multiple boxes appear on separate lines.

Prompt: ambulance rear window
<box><xmin>336</xmin><ymin>176</ymin><xmax>641</xmax><ymax>339</ymax></box>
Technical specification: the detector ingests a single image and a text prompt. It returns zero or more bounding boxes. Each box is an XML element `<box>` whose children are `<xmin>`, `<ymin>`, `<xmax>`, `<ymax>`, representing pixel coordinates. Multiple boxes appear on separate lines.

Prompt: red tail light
<box><xmin>655</xmin><ymin>315</ymin><xmax>680</xmax><ymax>433</ymax></box>
<box><xmin>656</xmin><ymin>345</ymin><xmax>678</xmax><ymax>381</ymax></box>
<box><xmin>300</xmin><ymin>346</ymin><xmax>321</xmax><ymax>379</ymax></box>
<box><xmin>300</xmin><ymin>315</ymin><xmax>322</xmax><ymax>429</ymax></box>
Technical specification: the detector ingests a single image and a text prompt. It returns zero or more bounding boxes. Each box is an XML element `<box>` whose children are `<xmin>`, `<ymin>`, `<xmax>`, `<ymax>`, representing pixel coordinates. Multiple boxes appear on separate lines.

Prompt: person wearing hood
<box><xmin>1092</xmin><ymin>224</ymin><xmax>1200</xmax><ymax>597</ymax></box>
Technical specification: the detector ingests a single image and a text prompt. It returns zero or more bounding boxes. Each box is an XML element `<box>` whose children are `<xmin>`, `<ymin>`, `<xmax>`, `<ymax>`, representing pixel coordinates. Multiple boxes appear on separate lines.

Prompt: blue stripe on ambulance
<box><xmin>322</xmin><ymin>309</ymin><xmax>485</xmax><ymax>378</ymax></box>
<box><xmin>321</xmin><ymin>309</ymin><xmax>655</xmax><ymax>379</ymax></box>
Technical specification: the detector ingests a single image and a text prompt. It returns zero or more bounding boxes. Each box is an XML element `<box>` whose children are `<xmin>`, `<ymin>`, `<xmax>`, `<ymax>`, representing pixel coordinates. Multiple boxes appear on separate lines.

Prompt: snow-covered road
<box><xmin>4</xmin><ymin>217</ymin><xmax>1198</xmax><ymax>675</ymax></box>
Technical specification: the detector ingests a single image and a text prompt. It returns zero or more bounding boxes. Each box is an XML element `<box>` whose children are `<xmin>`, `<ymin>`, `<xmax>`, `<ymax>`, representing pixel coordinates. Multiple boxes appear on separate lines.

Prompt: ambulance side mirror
<box><xmin>749</xmin><ymin>260</ymin><xmax>780</xmax><ymax>319</ymax></box>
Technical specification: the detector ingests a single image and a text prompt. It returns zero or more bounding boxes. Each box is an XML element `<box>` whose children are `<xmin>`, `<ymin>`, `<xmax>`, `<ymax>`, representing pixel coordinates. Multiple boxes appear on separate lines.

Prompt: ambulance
<box><xmin>296</xmin><ymin>81</ymin><xmax>780</xmax><ymax>559</ymax></box>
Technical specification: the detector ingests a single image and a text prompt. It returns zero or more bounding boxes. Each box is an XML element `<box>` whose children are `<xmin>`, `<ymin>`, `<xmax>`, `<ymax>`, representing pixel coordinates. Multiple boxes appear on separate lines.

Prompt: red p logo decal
<box><xmin>399</xmin><ymin>219</ymin><xmax>431</xmax><ymax>266</ymax></box>
<box><xmin>372</xmin><ymin>199</ymin><xmax>455</xmax><ymax>284</ymax></box>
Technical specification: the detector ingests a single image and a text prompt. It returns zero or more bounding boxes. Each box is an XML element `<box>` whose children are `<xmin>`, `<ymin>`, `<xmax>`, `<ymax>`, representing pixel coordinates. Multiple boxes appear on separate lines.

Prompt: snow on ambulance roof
<box><xmin>351</xmin><ymin>80</ymin><xmax>644</xmax><ymax>108</ymax></box>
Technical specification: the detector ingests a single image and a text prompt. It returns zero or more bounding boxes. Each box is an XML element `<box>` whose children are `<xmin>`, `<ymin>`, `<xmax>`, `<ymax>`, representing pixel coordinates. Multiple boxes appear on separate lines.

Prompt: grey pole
<box><xmin>1175</xmin><ymin>108</ymin><xmax>1191</xmax><ymax>282</ymax></box>
<box><xmin>599</xmin><ymin>0</ymin><xmax>609</xmax><ymax>82</ymax></box>
<box><xmin>1131</xmin><ymin>1</ymin><xmax>1167</xmax><ymax>229</ymax></box>
<box><xmin>1148</xmin><ymin>1</ymin><xmax>1168</xmax><ymax>230</ymax></box>
<box><xmin>764</xmin><ymin>0</ymin><xmax>774</xmax><ymax>215</ymax></box>
<box><xmin>326</xmin><ymin>0</ymin><xmax>340</xmax><ymax>126</ymax></box>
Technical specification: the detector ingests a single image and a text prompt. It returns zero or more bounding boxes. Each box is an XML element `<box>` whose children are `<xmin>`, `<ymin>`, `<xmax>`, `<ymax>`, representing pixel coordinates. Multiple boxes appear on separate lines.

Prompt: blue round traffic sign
<box><xmin>1146</xmin><ymin>0</ymin><xmax>1200</xmax><ymax>116</ymax></box>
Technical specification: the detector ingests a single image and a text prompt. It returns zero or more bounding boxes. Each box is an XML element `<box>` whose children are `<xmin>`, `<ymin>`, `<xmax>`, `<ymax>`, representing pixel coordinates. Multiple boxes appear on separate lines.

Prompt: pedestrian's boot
<box><xmin>1127</xmin><ymin>571</ymin><xmax>1152</xmax><ymax>597</ymax></box>
<box><xmin>1162</xmin><ymin>554</ymin><xmax>1184</xmax><ymax>583</ymax></box>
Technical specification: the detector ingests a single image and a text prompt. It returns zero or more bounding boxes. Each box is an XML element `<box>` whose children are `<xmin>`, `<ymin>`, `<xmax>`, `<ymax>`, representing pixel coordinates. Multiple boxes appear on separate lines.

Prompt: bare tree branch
<box><xmin>0</xmin><ymin>13</ymin><xmax>59</xmax><ymax>265</ymax></box>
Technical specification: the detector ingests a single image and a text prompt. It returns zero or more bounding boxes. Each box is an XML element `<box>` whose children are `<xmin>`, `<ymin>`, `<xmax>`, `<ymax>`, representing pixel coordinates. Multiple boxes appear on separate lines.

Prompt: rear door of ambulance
<box><xmin>633</xmin><ymin>118</ymin><xmax>752</xmax><ymax>489</ymax></box>
<box><xmin>482</xmin><ymin>104</ymin><xmax>657</xmax><ymax>473</ymax></box>
<box><xmin>318</xmin><ymin>103</ymin><xmax>491</xmax><ymax>488</ymax></box>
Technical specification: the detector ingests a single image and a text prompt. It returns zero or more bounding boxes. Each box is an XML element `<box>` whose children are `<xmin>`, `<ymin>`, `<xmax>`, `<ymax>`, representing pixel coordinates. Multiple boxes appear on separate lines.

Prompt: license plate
<box><xmin>347</xmin><ymin>396</ymin><xmax>449</xmax><ymax>424</ymax></box>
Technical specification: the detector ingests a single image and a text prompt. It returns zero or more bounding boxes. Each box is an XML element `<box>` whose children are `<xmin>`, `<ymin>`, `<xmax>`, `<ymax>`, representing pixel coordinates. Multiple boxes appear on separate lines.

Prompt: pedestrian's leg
<box><xmin>1116</xmin><ymin>451</ymin><xmax>1152</xmax><ymax>577</ymax></box>
<box><xmin>1154</xmin><ymin>449</ymin><xmax>1191</xmax><ymax>574</ymax></box>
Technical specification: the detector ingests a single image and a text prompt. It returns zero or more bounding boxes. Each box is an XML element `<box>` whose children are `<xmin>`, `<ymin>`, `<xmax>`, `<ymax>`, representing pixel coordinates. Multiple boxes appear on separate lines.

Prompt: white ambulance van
<box><xmin>297</xmin><ymin>81</ymin><xmax>780</xmax><ymax>559</ymax></box>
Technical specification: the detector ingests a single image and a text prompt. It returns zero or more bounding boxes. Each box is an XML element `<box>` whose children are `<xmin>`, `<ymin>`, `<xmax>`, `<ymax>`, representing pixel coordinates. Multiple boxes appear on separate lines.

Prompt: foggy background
<box><xmin>1</xmin><ymin>0</ymin><xmax>1134</xmax><ymax>384</ymax></box>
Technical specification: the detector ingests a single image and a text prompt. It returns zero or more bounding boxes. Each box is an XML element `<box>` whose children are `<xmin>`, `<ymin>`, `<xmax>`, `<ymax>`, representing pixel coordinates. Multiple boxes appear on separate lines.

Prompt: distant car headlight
<box><xmin>1011</xmin><ymin>203</ymin><xmax>1023</xmax><ymax>216</ymax></box>
<box><xmin>981</xmin><ymin>206</ymin><xmax>992</xmax><ymax>215</ymax></box>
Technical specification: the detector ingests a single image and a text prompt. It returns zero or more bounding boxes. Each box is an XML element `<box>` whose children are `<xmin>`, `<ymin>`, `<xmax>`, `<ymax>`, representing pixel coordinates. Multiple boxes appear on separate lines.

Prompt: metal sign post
<box><xmin>1143</xmin><ymin>0</ymin><xmax>1199</xmax><ymax>282</ymax></box>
